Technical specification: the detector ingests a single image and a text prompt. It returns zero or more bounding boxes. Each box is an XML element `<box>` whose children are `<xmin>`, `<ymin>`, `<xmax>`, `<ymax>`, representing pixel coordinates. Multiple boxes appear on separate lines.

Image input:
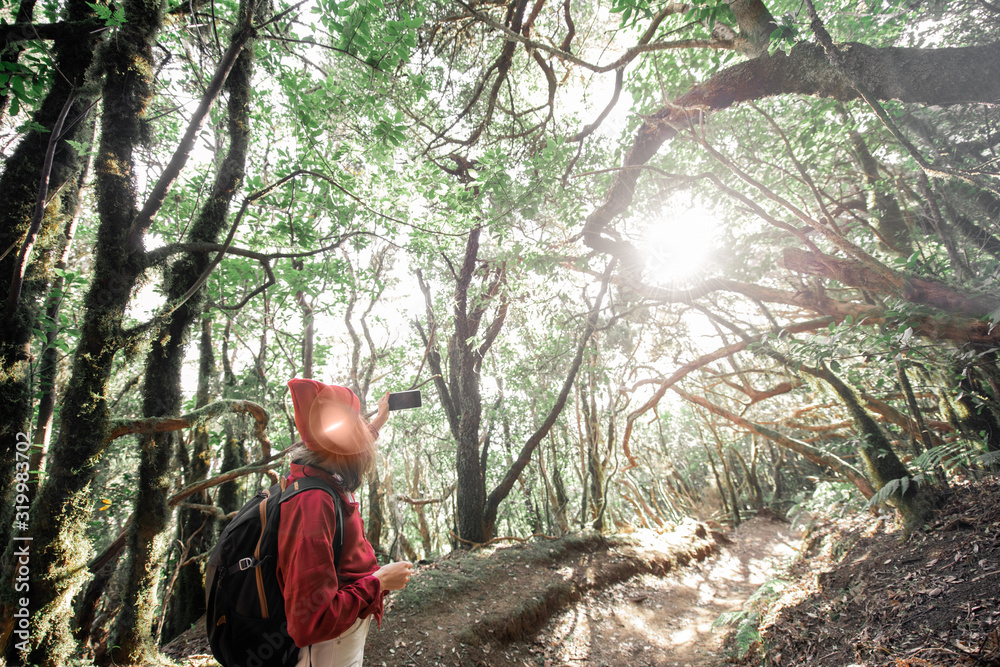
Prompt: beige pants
<box><xmin>294</xmin><ymin>616</ymin><xmax>372</xmax><ymax>667</ymax></box>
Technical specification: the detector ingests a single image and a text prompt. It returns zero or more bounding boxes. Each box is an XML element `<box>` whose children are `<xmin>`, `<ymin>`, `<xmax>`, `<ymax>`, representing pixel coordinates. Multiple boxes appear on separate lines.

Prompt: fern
<box><xmin>866</xmin><ymin>474</ymin><xmax>924</xmax><ymax>509</ymax></box>
<box><xmin>911</xmin><ymin>440</ymin><xmax>974</xmax><ymax>475</ymax></box>
<box><xmin>975</xmin><ymin>449</ymin><xmax>1000</xmax><ymax>466</ymax></box>
<box><xmin>712</xmin><ymin>579</ymin><xmax>788</xmax><ymax>659</ymax></box>
<box><xmin>734</xmin><ymin>615</ymin><xmax>762</xmax><ymax>655</ymax></box>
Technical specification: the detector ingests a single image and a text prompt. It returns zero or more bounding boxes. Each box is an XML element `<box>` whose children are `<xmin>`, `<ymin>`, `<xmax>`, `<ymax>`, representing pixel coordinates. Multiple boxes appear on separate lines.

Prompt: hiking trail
<box><xmin>163</xmin><ymin>516</ymin><xmax>801</xmax><ymax>667</ymax></box>
<box><xmin>495</xmin><ymin>516</ymin><xmax>801</xmax><ymax>667</ymax></box>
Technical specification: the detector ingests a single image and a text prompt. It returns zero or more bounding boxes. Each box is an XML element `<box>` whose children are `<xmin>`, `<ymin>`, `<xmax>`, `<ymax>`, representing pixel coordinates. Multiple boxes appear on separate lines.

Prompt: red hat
<box><xmin>288</xmin><ymin>378</ymin><xmax>364</xmax><ymax>455</ymax></box>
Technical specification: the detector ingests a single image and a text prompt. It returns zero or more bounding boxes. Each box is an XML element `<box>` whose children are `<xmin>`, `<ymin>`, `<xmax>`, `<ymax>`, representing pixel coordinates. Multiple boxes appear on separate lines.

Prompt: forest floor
<box><xmin>162</xmin><ymin>514</ymin><xmax>797</xmax><ymax>667</ymax></box>
<box><xmin>733</xmin><ymin>476</ymin><xmax>1000</xmax><ymax>667</ymax></box>
<box><xmin>489</xmin><ymin>513</ymin><xmax>800</xmax><ymax>667</ymax></box>
<box><xmin>161</xmin><ymin>476</ymin><xmax>1000</xmax><ymax>667</ymax></box>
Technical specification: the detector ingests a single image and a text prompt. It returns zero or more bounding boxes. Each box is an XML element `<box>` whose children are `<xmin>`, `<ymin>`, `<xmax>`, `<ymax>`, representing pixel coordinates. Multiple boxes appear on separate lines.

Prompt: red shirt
<box><xmin>276</xmin><ymin>462</ymin><xmax>387</xmax><ymax>647</ymax></box>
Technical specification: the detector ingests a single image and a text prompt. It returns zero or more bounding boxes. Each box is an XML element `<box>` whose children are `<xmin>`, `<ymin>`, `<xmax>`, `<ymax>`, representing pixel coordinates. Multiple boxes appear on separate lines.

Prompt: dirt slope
<box><xmin>742</xmin><ymin>477</ymin><xmax>1000</xmax><ymax>667</ymax></box>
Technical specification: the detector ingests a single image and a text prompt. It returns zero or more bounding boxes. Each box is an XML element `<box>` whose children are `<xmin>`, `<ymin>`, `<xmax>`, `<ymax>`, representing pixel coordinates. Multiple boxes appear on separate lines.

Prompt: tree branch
<box><xmin>107</xmin><ymin>399</ymin><xmax>273</xmax><ymax>458</ymax></box>
<box><xmin>672</xmin><ymin>386</ymin><xmax>875</xmax><ymax>498</ymax></box>
<box><xmin>619</xmin><ymin>316</ymin><xmax>835</xmax><ymax>466</ymax></box>
<box><xmin>396</xmin><ymin>484</ymin><xmax>455</xmax><ymax>507</ymax></box>
<box><xmin>582</xmin><ymin>39</ymin><xmax>1000</xmax><ymax>254</ymax></box>
<box><xmin>781</xmin><ymin>247</ymin><xmax>1000</xmax><ymax>318</ymax></box>
<box><xmin>129</xmin><ymin>0</ymin><xmax>259</xmax><ymax>236</ymax></box>
<box><xmin>87</xmin><ymin>446</ymin><xmax>294</xmax><ymax>573</ymax></box>
<box><xmin>482</xmin><ymin>260</ymin><xmax>615</xmax><ymax>535</ymax></box>
<box><xmin>0</xmin><ymin>20</ymin><xmax>105</xmax><ymax>43</ymax></box>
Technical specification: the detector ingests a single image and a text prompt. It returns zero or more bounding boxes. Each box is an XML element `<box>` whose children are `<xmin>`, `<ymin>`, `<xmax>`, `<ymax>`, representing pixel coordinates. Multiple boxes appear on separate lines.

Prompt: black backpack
<box><xmin>205</xmin><ymin>472</ymin><xmax>344</xmax><ymax>667</ymax></box>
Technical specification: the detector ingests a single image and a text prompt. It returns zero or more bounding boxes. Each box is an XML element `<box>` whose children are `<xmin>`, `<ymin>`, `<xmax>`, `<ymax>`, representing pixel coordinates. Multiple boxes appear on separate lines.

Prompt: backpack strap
<box><xmin>278</xmin><ymin>476</ymin><xmax>345</xmax><ymax>566</ymax></box>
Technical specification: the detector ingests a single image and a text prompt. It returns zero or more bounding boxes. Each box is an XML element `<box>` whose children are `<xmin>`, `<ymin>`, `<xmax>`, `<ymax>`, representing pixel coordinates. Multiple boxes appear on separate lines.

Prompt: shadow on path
<box><xmin>528</xmin><ymin>517</ymin><xmax>801</xmax><ymax>667</ymax></box>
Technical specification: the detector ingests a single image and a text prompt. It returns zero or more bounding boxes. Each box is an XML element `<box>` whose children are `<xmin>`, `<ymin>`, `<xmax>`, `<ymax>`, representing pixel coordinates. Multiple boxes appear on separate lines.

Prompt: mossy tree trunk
<box><xmin>954</xmin><ymin>372</ymin><xmax>1000</xmax><ymax>453</ymax></box>
<box><xmin>161</xmin><ymin>314</ymin><xmax>218</xmax><ymax>644</ymax></box>
<box><xmin>700</xmin><ymin>438</ymin><xmax>729</xmax><ymax>519</ymax></box>
<box><xmin>580</xmin><ymin>362</ymin><xmax>605</xmax><ymax>531</ymax></box>
<box><xmin>812</xmin><ymin>363</ymin><xmax>934</xmax><ymax>533</ymax></box>
<box><xmin>768</xmin><ymin>441</ymin><xmax>786</xmax><ymax>504</ymax></box>
<box><xmin>103</xmin><ymin>1</ymin><xmax>260</xmax><ymax>658</ymax></box>
<box><xmin>419</xmin><ymin>240</ymin><xmax>610</xmax><ymax>544</ymax></box>
<box><xmin>416</xmin><ymin>227</ymin><xmax>507</xmax><ymax>545</ymax></box>
<box><xmin>550</xmin><ymin>429</ymin><xmax>571</xmax><ymax>534</ymax></box>
<box><xmin>5</xmin><ymin>0</ymin><xmax>163</xmax><ymax>658</ymax></box>
<box><xmin>841</xmin><ymin>105</ymin><xmax>911</xmax><ymax>255</ymax></box>
<box><xmin>27</xmin><ymin>133</ymin><xmax>94</xmax><ymax>489</ymax></box>
<box><xmin>367</xmin><ymin>473</ymin><xmax>386</xmax><ymax>554</ymax></box>
<box><xmin>0</xmin><ymin>0</ymin><xmax>100</xmax><ymax>558</ymax></box>
<box><xmin>4</xmin><ymin>139</ymin><xmax>95</xmax><ymax>658</ymax></box>
<box><xmin>218</xmin><ymin>422</ymin><xmax>249</xmax><ymax>517</ymax></box>
<box><xmin>216</xmin><ymin>319</ymin><xmax>248</xmax><ymax>518</ymax></box>
<box><xmin>717</xmin><ymin>437</ymin><xmax>741</xmax><ymax>526</ymax></box>
<box><xmin>896</xmin><ymin>359</ymin><xmax>934</xmax><ymax>457</ymax></box>
<box><xmin>733</xmin><ymin>445</ymin><xmax>764</xmax><ymax>511</ymax></box>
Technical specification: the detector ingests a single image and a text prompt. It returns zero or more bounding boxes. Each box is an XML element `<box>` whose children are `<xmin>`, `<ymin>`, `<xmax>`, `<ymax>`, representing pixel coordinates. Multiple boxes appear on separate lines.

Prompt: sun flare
<box><xmin>640</xmin><ymin>207</ymin><xmax>720</xmax><ymax>284</ymax></box>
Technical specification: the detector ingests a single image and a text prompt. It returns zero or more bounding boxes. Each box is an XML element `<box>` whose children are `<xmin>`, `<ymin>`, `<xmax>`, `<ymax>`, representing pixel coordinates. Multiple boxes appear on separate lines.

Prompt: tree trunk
<box><xmin>811</xmin><ymin>363</ymin><xmax>934</xmax><ymax>533</ymax></box>
<box><xmin>217</xmin><ymin>422</ymin><xmax>248</xmax><ymax>517</ymax></box>
<box><xmin>915</xmin><ymin>172</ymin><xmax>970</xmax><ymax>280</ymax></box>
<box><xmin>716</xmin><ymin>436</ymin><xmax>741</xmax><ymax>526</ymax></box>
<box><xmin>841</xmin><ymin>107</ymin><xmax>911</xmax><ymax>255</ymax></box>
<box><xmin>161</xmin><ymin>314</ymin><xmax>217</xmax><ymax>644</ymax></box>
<box><xmin>896</xmin><ymin>359</ymin><xmax>934</xmax><ymax>457</ymax></box>
<box><xmin>0</xmin><ymin>0</ymin><xmax>100</xmax><ymax>530</ymax></box>
<box><xmin>550</xmin><ymin>431</ymin><xmax>571</xmax><ymax>533</ymax></box>
<box><xmin>951</xmin><ymin>373</ymin><xmax>1000</xmax><ymax>453</ymax></box>
<box><xmin>416</xmin><ymin>227</ymin><xmax>507</xmax><ymax>545</ymax></box>
<box><xmin>297</xmin><ymin>284</ymin><xmax>314</xmax><ymax>379</ymax></box>
<box><xmin>581</xmin><ymin>369</ymin><xmax>605</xmax><ymax>530</ymax></box>
<box><xmin>366</xmin><ymin>473</ymin><xmax>386</xmax><ymax>554</ymax></box>
<box><xmin>102</xmin><ymin>3</ymin><xmax>259</xmax><ymax>657</ymax></box>
<box><xmin>71</xmin><ymin>554</ymin><xmax>119</xmax><ymax>657</ymax></box>
<box><xmin>733</xmin><ymin>446</ymin><xmax>764</xmax><ymax>511</ymax></box>
<box><xmin>700</xmin><ymin>437</ymin><xmax>729</xmax><ymax>518</ymax></box>
<box><xmin>6</xmin><ymin>0</ymin><xmax>163</xmax><ymax>657</ymax></box>
<box><xmin>13</xmin><ymin>125</ymin><xmax>93</xmax><ymax>602</ymax></box>
<box><xmin>548</xmin><ymin>430</ymin><xmax>571</xmax><ymax>534</ymax></box>
<box><xmin>768</xmin><ymin>441</ymin><xmax>786</xmax><ymax>505</ymax></box>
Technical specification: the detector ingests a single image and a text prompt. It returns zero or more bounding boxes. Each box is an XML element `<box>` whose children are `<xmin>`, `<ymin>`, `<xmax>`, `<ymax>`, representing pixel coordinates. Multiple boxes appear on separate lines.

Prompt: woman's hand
<box><xmin>374</xmin><ymin>561</ymin><xmax>413</xmax><ymax>591</ymax></box>
<box><xmin>370</xmin><ymin>391</ymin><xmax>391</xmax><ymax>434</ymax></box>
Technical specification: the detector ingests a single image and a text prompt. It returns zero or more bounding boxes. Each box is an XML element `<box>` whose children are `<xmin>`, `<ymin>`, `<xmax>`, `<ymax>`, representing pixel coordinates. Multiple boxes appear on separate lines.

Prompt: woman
<box><xmin>278</xmin><ymin>378</ymin><xmax>413</xmax><ymax>667</ymax></box>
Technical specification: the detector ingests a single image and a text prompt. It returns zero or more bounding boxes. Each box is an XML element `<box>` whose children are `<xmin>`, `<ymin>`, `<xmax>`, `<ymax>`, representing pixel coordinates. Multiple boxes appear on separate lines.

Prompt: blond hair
<box><xmin>288</xmin><ymin>411</ymin><xmax>376</xmax><ymax>491</ymax></box>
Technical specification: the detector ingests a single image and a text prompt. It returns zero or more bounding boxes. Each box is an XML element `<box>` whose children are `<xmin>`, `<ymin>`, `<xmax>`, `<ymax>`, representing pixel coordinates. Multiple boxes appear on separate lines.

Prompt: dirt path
<box><xmin>515</xmin><ymin>517</ymin><xmax>802</xmax><ymax>667</ymax></box>
<box><xmin>163</xmin><ymin>517</ymin><xmax>800</xmax><ymax>667</ymax></box>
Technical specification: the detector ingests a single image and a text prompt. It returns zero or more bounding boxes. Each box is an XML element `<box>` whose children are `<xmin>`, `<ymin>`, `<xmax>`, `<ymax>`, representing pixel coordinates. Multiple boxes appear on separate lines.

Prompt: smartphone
<box><xmin>387</xmin><ymin>390</ymin><xmax>422</xmax><ymax>411</ymax></box>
